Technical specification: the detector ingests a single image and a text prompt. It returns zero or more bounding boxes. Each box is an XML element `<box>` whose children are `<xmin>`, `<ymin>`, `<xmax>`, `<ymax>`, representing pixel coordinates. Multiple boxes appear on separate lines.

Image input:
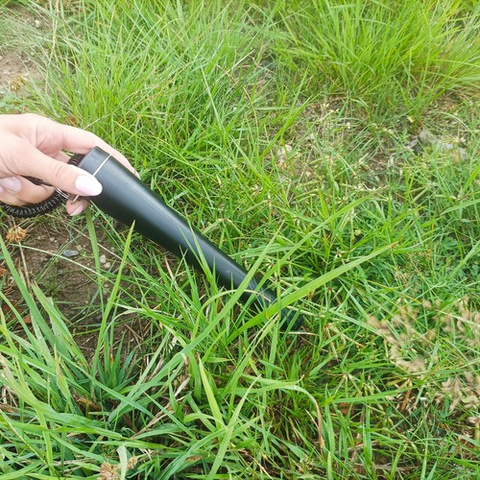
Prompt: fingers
<box><xmin>66</xmin><ymin>198</ymin><xmax>90</xmax><ymax>216</ymax></box>
<box><xmin>0</xmin><ymin>177</ymin><xmax>23</xmax><ymax>194</ymax></box>
<box><xmin>12</xmin><ymin>141</ymin><xmax>103</xmax><ymax>197</ymax></box>
<box><xmin>0</xmin><ymin>175</ymin><xmax>90</xmax><ymax>216</ymax></box>
<box><xmin>55</xmin><ymin>124</ymin><xmax>141</xmax><ymax>179</ymax></box>
<box><xmin>0</xmin><ymin>113</ymin><xmax>139</xmax><ymax>218</ymax></box>
<box><xmin>0</xmin><ymin>176</ymin><xmax>54</xmax><ymax>205</ymax></box>
<box><xmin>55</xmin><ymin>122</ymin><xmax>138</xmax><ymax>175</ymax></box>
<box><xmin>3</xmin><ymin>113</ymin><xmax>138</xmax><ymax>175</ymax></box>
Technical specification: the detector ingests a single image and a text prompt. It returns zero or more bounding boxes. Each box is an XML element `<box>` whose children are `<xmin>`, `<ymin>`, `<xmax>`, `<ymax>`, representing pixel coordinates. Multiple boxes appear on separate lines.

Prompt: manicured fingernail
<box><xmin>75</xmin><ymin>175</ymin><xmax>103</xmax><ymax>196</ymax></box>
<box><xmin>70</xmin><ymin>204</ymin><xmax>85</xmax><ymax>216</ymax></box>
<box><xmin>0</xmin><ymin>177</ymin><xmax>22</xmax><ymax>193</ymax></box>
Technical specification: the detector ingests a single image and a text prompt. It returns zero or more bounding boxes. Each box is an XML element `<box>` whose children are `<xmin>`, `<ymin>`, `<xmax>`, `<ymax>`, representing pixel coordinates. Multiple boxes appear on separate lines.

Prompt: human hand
<box><xmin>0</xmin><ymin>113</ymin><xmax>137</xmax><ymax>216</ymax></box>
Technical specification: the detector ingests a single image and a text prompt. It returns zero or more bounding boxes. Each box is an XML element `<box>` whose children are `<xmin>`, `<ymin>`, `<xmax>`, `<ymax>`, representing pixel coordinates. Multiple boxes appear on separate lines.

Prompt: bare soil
<box><xmin>0</xmin><ymin>49</ymin><xmax>42</xmax><ymax>98</ymax></box>
<box><xmin>1</xmin><ymin>213</ymin><xmax>134</xmax><ymax>355</ymax></box>
<box><xmin>2</xmin><ymin>215</ymin><xmax>110</xmax><ymax>315</ymax></box>
<box><xmin>0</xmin><ymin>5</ymin><xmax>44</xmax><ymax>98</ymax></box>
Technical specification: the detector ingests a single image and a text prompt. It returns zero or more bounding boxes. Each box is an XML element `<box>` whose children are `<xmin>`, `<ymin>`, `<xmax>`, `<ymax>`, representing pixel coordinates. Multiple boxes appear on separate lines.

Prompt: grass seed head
<box><xmin>5</xmin><ymin>226</ymin><xmax>28</xmax><ymax>242</ymax></box>
<box><xmin>98</xmin><ymin>463</ymin><xmax>119</xmax><ymax>480</ymax></box>
<box><xmin>371</xmin><ymin>297</ymin><xmax>480</xmax><ymax>415</ymax></box>
<box><xmin>5</xmin><ymin>226</ymin><xmax>27</xmax><ymax>242</ymax></box>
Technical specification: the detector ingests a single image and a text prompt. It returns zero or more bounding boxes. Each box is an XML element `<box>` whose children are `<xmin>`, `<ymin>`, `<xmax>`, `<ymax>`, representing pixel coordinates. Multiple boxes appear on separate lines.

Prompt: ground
<box><xmin>2</xmin><ymin>213</ymin><xmax>129</xmax><ymax>354</ymax></box>
<box><xmin>0</xmin><ymin>6</ymin><xmax>43</xmax><ymax>98</ymax></box>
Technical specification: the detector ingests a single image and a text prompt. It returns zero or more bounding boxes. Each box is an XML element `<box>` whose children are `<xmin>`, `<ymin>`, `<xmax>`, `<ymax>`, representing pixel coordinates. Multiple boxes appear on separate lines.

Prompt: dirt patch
<box><xmin>2</xmin><ymin>213</ymin><xmax>110</xmax><ymax>325</ymax></box>
<box><xmin>0</xmin><ymin>49</ymin><xmax>43</xmax><ymax>97</ymax></box>
<box><xmin>0</xmin><ymin>5</ymin><xmax>45</xmax><ymax>98</ymax></box>
<box><xmin>0</xmin><ymin>212</ymin><xmax>151</xmax><ymax>360</ymax></box>
<box><xmin>2</xmin><ymin>214</ymin><xmax>111</xmax><ymax>316</ymax></box>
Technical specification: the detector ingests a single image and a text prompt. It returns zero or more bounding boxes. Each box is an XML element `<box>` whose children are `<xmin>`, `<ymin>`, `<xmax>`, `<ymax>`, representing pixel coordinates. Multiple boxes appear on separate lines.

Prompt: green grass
<box><xmin>1</xmin><ymin>0</ymin><xmax>479</xmax><ymax>478</ymax></box>
<box><xmin>274</xmin><ymin>0</ymin><xmax>480</xmax><ymax>120</ymax></box>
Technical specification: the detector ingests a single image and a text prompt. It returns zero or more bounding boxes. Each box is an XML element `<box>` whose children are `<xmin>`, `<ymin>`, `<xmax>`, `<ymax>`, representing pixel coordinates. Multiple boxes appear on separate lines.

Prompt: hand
<box><xmin>0</xmin><ymin>113</ymin><xmax>137</xmax><ymax>216</ymax></box>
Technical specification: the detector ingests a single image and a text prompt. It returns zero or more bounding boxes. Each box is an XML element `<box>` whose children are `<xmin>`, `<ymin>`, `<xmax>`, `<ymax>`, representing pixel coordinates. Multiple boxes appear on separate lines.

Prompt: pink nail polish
<box><xmin>75</xmin><ymin>176</ymin><xmax>102</xmax><ymax>196</ymax></box>
<box><xmin>0</xmin><ymin>177</ymin><xmax>22</xmax><ymax>193</ymax></box>
<box><xmin>69</xmin><ymin>205</ymin><xmax>85</xmax><ymax>216</ymax></box>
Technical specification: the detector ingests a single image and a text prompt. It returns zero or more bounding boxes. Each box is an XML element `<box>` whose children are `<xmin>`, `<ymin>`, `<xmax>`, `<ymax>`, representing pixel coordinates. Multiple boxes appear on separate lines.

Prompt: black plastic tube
<box><xmin>77</xmin><ymin>147</ymin><xmax>302</xmax><ymax>328</ymax></box>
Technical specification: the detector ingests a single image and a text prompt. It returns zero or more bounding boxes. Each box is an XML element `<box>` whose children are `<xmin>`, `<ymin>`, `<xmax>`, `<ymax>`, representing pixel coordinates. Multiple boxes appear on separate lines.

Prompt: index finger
<box><xmin>57</xmin><ymin>123</ymin><xmax>137</xmax><ymax>173</ymax></box>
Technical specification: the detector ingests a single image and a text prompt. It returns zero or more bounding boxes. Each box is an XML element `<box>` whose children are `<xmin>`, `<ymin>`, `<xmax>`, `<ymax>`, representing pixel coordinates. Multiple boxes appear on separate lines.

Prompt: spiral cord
<box><xmin>1</xmin><ymin>153</ymin><xmax>85</xmax><ymax>218</ymax></box>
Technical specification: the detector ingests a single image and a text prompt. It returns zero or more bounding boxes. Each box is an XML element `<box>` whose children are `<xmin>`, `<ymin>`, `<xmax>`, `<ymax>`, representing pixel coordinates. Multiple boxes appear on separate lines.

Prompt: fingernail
<box><xmin>0</xmin><ymin>177</ymin><xmax>22</xmax><ymax>193</ymax></box>
<box><xmin>0</xmin><ymin>185</ymin><xmax>4</xmax><ymax>193</ymax></box>
<box><xmin>70</xmin><ymin>204</ymin><xmax>85</xmax><ymax>216</ymax></box>
<box><xmin>75</xmin><ymin>175</ymin><xmax>102</xmax><ymax>196</ymax></box>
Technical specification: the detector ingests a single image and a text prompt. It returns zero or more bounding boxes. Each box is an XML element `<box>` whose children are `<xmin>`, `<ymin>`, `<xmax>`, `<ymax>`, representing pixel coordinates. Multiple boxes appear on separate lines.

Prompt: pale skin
<box><xmin>0</xmin><ymin>113</ymin><xmax>137</xmax><ymax>216</ymax></box>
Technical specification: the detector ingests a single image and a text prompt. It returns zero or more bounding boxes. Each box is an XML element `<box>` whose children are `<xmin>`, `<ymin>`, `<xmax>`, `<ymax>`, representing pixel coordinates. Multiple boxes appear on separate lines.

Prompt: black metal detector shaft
<box><xmin>77</xmin><ymin>148</ymin><xmax>302</xmax><ymax>328</ymax></box>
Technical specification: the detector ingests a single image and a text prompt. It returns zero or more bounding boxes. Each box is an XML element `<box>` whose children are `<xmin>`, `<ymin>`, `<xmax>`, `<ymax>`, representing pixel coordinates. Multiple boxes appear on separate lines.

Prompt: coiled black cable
<box><xmin>1</xmin><ymin>153</ymin><xmax>85</xmax><ymax>218</ymax></box>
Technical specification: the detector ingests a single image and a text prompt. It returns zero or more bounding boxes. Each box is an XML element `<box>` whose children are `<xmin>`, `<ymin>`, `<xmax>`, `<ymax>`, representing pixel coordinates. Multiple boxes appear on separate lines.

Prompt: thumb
<box><xmin>17</xmin><ymin>143</ymin><xmax>103</xmax><ymax>197</ymax></box>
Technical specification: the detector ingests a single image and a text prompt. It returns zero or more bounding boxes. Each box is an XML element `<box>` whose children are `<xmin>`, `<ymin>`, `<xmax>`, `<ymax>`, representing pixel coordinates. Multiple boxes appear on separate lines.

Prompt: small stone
<box><xmin>63</xmin><ymin>250</ymin><xmax>79</xmax><ymax>258</ymax></box>
<box><xmin>418</xmin><ymin>129</ymin><xmax>437</xmax><ymax>146</ymax></box>
<box><xmin>418</xmin><ymin>129</ymin><xmax>468</xmax><ymax>161</ymax></box>
<box><xmin>99</xmin><ymin>254</ymin><xmax>107</xmax><ymax>264</ymax></box>
<box><xmin>105</xmin><ymin>262</ymin><xmax>111</xmax><ymax>269</ymax></box>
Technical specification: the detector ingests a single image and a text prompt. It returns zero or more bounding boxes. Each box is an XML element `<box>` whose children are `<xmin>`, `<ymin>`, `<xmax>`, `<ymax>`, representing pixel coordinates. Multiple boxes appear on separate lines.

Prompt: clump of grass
<box><xmin>274</xmin><ymin>0</ymin><xmax>480</xmax><ymax>120</ymax></box>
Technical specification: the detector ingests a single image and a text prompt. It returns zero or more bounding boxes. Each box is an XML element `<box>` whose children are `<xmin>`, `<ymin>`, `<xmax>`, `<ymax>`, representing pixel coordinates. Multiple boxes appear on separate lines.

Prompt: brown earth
<box><xmin>0</xmin><ymin>212</ymin><xmax>141</xmax><ymax>357</ymax></box>
<box><xmin>0</xmin><ymin>5</ymin><xmax>44</xmax><ymax>98</ymax></box>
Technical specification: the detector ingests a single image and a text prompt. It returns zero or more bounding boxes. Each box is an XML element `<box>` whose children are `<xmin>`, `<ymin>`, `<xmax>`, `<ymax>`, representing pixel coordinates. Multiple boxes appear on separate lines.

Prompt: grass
<box><xmin>0</xmin><ymin>0</ymin><xmax>479</xmax><ymax>478</ymax></box>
